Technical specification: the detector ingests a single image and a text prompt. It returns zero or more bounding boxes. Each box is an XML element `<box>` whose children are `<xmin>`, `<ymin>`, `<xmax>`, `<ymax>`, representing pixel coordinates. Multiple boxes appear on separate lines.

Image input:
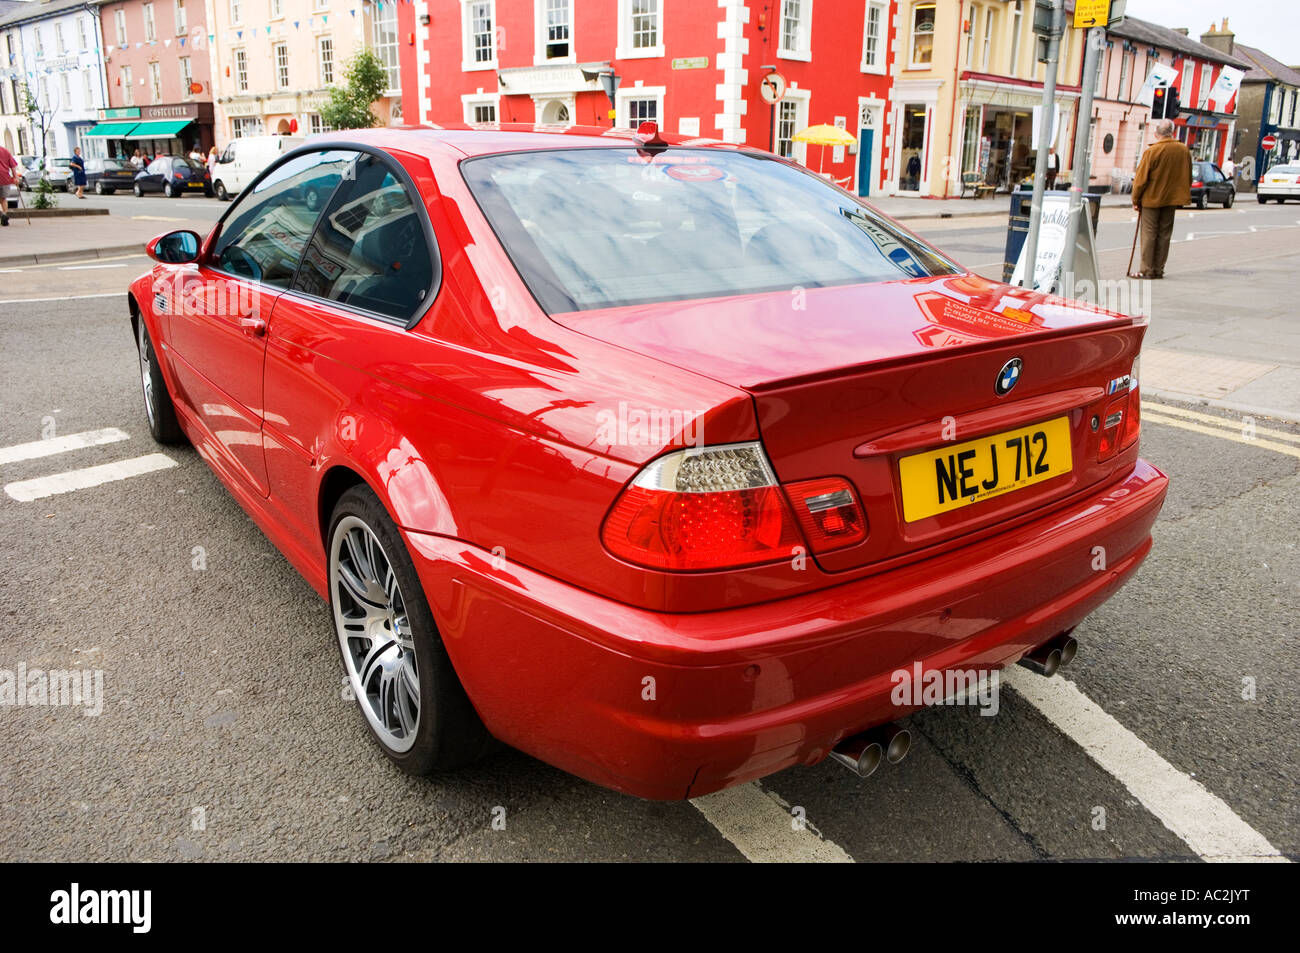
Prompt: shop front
<box><xmin>84</xmin><ymin>103</ymin><xmax>214</xmax><ymax>160</ymax></box>
<box><xmin>958</xmin><ymin>81</ymin><xmax>1077</xmax><ymax>193</ymax></box>
<box><xmin>1177</xmin><ymin>111</ymin><xmax>1231</xmax><ymax>165</ymax></box>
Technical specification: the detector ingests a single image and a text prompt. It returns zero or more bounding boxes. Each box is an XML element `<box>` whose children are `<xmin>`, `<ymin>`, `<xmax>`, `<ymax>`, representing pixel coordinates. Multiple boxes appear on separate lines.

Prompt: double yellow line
<box><xmin>1142</xmin><ymin>401</ymin><xmax>1300</xmax><ymax>459</ymax></box>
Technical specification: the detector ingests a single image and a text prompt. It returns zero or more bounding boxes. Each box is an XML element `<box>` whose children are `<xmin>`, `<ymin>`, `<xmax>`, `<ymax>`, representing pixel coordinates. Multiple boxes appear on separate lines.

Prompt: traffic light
<box><xmin>1152</xmin><ymin>85</ymin><xmax>1182</xmax><ymax>120</ymax></box>
<box><xmin>1152</xmin><ymin>86</ymin><xmax>1168</xmax><ymax>119</ymax></box>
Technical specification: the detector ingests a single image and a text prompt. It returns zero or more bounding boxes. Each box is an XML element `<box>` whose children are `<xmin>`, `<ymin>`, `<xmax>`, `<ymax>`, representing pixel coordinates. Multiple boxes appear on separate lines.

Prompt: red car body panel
<box><xmin>128</xmin><ymin>124</ymin><xmax>1168</xmax><ymax>799</ymax></box>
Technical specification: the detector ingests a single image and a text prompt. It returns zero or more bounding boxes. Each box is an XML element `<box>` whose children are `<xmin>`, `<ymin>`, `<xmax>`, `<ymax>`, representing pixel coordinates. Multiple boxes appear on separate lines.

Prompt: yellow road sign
<box><xmin>1074</xmin><ymin>0</ymin><xmax>1109</xmax><ymax>28</ymax></box>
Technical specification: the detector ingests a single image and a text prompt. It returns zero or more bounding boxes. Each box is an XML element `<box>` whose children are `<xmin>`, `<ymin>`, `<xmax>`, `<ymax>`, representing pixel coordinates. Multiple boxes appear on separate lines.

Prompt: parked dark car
<box><xmin>1190</xmin><ymin>160</ymin><xmax>1234</xmax><ymax>209</ymax></box>
<box><xmin>133</xmin><ymin>155</ymin><xmax>211</xmax><ymax>197</ymax></box>
<box><xmin>87</xmin><ymin>157</ymin><xmax>138</xmax><ymax>195</ymax></box>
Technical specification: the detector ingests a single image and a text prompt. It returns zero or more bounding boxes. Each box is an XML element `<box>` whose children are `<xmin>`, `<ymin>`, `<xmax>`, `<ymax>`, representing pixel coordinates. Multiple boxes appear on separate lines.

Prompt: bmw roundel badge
<box><xmin>995</xmin><ymin>358</ymin><xmax>1022</xmax><ymax>396</ymax></box>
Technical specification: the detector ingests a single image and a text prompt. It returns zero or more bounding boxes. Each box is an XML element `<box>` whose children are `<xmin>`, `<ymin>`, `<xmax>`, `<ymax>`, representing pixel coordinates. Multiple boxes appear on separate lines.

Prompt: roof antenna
<box><xmin>635</xmin><ymin>121</ymin><xmax>669</xmax><ymax>156</ymax></box>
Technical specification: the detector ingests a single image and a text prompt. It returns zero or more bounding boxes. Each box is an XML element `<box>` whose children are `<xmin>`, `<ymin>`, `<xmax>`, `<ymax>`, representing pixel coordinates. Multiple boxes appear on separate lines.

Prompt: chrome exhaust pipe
<box><xmin>878</xmin><ymin>723</ymin><xmax>912</xmax><ymax>764</ymax></box>
<box><xmin>1056</xmin><ymin>633</ymin><xmax>1078</xmax><ymax>668</ymax></box>
<box><xmin>828</xmin><ymin>735</ymin><xmax>883</xmax><ymax>778</ymax></box>
<box><xmin>828</xmin><ymin>723</ymin><xmax>912</xmax><ymax>777</ymax></box>
<box><xmin>1017</xmin><ymin>643</ymin><xmax>1062</xmax><ymax>677</ymax></box>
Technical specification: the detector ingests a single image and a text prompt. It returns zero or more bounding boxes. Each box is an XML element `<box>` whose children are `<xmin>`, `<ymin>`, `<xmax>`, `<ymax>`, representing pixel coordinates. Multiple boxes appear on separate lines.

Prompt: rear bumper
<box><xmin>406</xmin><ymin>459</ymin><xmax>1168</xmax><ymax>800</ymax></box>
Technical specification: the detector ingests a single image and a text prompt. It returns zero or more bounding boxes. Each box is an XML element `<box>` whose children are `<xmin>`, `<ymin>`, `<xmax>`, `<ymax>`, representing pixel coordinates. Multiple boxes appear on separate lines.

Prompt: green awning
<box><xmin>84</xmin><ymin>121</ymin><xmax>140</xmax><ymax>138</ymax></box>
<box><xmin>124</xmin><ymin>119</ymin><xmax>193</xmax><ymax>138</ymax></box>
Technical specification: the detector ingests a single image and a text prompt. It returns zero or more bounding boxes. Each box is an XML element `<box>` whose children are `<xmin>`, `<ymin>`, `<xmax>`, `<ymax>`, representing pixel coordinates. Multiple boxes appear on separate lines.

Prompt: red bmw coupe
<box><xmin>129</xmin><ymin>124</ymin><xmax>1167</xmax><ymax>799</ymax></box>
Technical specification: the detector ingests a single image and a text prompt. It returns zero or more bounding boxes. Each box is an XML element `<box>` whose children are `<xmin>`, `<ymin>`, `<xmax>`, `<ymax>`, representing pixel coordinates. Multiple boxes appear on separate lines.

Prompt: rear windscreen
<box><xmin>461</xmin><ymin>147</ymin><xmax>959</xmax><ymax>313</ymax></box>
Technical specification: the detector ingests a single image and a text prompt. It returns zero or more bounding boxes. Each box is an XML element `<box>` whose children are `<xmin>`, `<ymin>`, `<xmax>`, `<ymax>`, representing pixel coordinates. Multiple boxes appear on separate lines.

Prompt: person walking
<box><xmin>1131</xmin><ymin>119</ymin><xmax>1192</xmax><ymax>279</ymax></box>
<box><xmin>1046</xmin><ymin>147</ymin><xmax>1061</xmax><ymax>190</ymax></box>
<box><xmin>130</xmin><ymin>148</ymin><xmax>144</xmax><ymax>170</ymax></box>
<box><xmin>69</xmin><ymin>146</ymin><xmax>87</xmax><ymax>199</ymax></box>
<box><xmin>0</xmin><ymin>142</ymin><xmax>20</xmax><ymax>226</ymax></box>
<box><xmin>1222</xmin><ymin>155</ymin><xmax>1236</xmax><ymax>182</ymax></box>
<box><xmin>206</xmin><ymin>145</ymin><xmax>219</xmax><ymax>181</ymax></box>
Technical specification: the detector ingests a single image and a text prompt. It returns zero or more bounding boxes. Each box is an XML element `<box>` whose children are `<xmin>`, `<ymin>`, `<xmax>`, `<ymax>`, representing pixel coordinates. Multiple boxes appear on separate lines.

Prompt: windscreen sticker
<box><xmin>665</xmin><ymin>164</ymin><xmax>725</xmax><ymax>181</ymax></box>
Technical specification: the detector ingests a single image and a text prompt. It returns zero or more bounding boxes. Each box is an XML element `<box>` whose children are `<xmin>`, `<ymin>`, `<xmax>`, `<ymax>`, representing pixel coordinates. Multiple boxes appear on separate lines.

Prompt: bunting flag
<box><xmin>163</xmin><ymin>39</ymin><xmax>171</xmax><ymax>48</ymax></box>
<box><xmin>236</xmin><ymin>30</ymin><xmax>243</xmax><ymax>39</ymax></box>
<box><xmin>265</xmin><ymin>26</ymin><xmax>272</xmax><ymax>34</ymax></box>
<box><xmin>294</xmin><ymin>21</ymin><xmax>299</xmax><ymax>28</ymax></box>
<box><xmin>323</xmin><ymin>15</ymin><xmax>328</xmax><ymax>23</ymax></box>
<box><xmin>135</xmin><ymin>42</ymin><xmax>142</xmax><ymax>48</ymax></box>
<box><xmin>179</xmin><ymin>37</ymin><xmax>186</xmax><ymax>47</ymax></box>
<box><xmin>106</xmin><ymin>45</ymin><xmax>114</xmax><ymax>54</ymax></box>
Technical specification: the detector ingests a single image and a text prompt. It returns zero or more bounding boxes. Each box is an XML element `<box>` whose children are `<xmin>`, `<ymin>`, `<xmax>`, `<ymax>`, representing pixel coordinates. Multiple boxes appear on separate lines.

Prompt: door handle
<box><xmin>239</xmin><ymin>316</ymin><xmax>267</xmax><ymax>336</ymax></box>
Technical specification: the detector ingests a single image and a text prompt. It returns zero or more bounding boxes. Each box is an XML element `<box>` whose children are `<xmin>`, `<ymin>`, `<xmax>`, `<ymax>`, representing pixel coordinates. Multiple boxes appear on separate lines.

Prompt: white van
<box><xmin>211</xmin><ymin>135</ymin><xmax>306</xmax><ymax>201</ymax></box>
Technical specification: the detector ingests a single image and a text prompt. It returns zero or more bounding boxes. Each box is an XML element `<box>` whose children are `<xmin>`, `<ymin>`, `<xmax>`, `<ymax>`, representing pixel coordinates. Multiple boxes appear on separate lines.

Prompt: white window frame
<box><xmin>615</xmin><ymin>84</ymin><xmax>665</xmax><ymax>130</ymax></box>
<box><xmin>775</xmin><ymin>86</ymin><xmax>811</xmax><ymax>165</ymax></box>
<box><xmin>963</xmin><ymin>4</ymin><xmax>977</xmax><ymax>68</ymax></box>
<box><xmin>61</xmin><ymin>72</ymin><xmax>71</xmax><ymax>108</ymax></box>
<box><xmin>462</xmin><ymin>92</ymin><xmax>501</xmax><ymax>123</ymax></box>
<box><xmin>462</xmin><ymin>0</ymin><xmax>498</xmax><ymax>71</ymax></box>
<box><xmin>372</xmin><ymin>1</ymin><xmax>400</xmax><ymax>93</ymax></box>
<box><xmin>175</xmin><ymin>0</ymin><xmax>187</xmax><ymax>36</ymax></box>
<box><xmin>78</xmin><ymin>15</ymin><xmax>88</xmax><ymax>49</ymax></box>
<box><xmin>83</xmin><ymin>66</ymin><xmax>95</xmax><ymax>106</ymax></box>
<box><xmin>148</xmin><ymin>61</ymin><xmax>161</xmax><ymax>103</ymax></box>
<box><xmin>231</xmin><ymin>116</ymin><xmax>263</xmax><ymax>138</ymax></box>
<box><xmin>1008</xmin><ymin>1</ymin><xmax>1022</xmax><ymax>75</ymax></box>
<box><xmin>235</xmin><ymin>48</ymin><xmax>248</xmax><ymax>91</ymax></box>
<box><xmin>910</xmin><ymin>3</ymin><xmax>937</xmax><ymax>69</ymax></box>
<box><xmin>318</xmin><ymin>35</ymin><xmax>334</xmax><ymax>86</ymax></box>
<box><xmin>534</xmin><ymin>0</ymin><xmax>574</xmax><ymax>65</ymax></box>
<box><xmin>777</xmin><ymin>0</ymin><xmax>812</xmax><ymax>62</ymax></box>
<box><xmin>270</xmin><ymin>0</ymin><xmax>284</xmax><ymax>19</ymax></box>
<box><xmin>179</xmin><ymin>56</ymin><xmax>192</xmax><ymax>99</ymax></box>
<box><xmin>313</xmin><ymin>0</ymin><xmax>328</xmax><ymax>9</ymax></box>
<box><xmin>34</xmin><ymin>27</ymin><xmax>43</xmax><ymax>57</ymax></box>
<box><xmin>274</xmin><ymin>42</ymin><xmax>290</xmax><ymax>89</ymax></box>
<box><xmin>615</xmin><ymin>0</ymin><xmax>664</xmax><ymax>60</ymax></box>
<box><xmin>1200</xmin><ymin>63</ymin><xmax>1213</xmax><ymax>108</ymax></box>
<box><xmin>55</xmin><ymin>22</ymin><xmax>65</xmax><ymax>56</ymax></box>
<box><xmin>143</xmin><ymin>4</ymin><xmax>156</xmax><ymax>42</ymax></box>
<box><xmin>230</xmin><ymin>0</ymin><xmax>243</xmax><ymax>27</ymax></box>
<box><xmin>1181</xmin><ymin>59</ymin><xmax>1193</xmax><ymax>103</ymax></box>
<box><xmin>122</xmin><ymin>66</ymin><xmax>133</xmax><ymax>106</ymax></box>
<box><xmin>861</xmin><ymin>0</ymin><xmax>886</xmax><ymax>74</ymax></box>
<box><xmin>308</xmin><ymin>112</ymin><xmax>332</xmax><ymax>135</ymax></box>
<box><xmin>981</xmin><ymin>7</ymin><xmax>994</xmax><ymax>71</ymax></box>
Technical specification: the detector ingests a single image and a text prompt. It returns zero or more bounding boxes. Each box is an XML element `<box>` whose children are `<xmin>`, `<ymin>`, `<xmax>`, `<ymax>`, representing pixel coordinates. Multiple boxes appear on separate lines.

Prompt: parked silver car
<box><xmin>20</xmin><ymin>157</ymin><xmax>73</xmax><ymax>191</ymax></box>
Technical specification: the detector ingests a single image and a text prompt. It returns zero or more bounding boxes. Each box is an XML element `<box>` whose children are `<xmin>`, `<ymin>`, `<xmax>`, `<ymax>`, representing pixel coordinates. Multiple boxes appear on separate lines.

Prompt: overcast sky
<box><xmin>1125</xmin><ymin>0</ymin><xmax>1300</xmax><ymax>63</ymax></box>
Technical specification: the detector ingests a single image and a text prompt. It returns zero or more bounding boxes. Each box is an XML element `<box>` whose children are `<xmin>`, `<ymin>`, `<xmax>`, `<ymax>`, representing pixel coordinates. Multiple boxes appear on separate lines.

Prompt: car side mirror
<box><xmin>147</xmin><ymin>230</ymin><xmax>201</xmax><ymax>265</ymax></box>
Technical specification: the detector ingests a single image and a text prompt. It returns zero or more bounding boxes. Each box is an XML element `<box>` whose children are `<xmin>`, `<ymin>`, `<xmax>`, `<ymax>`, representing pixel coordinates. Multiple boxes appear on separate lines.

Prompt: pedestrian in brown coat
<box><xmin>1132</xmin><ymin>119</ymin><xmax>1193</xmax><ymax>279</ymax></box>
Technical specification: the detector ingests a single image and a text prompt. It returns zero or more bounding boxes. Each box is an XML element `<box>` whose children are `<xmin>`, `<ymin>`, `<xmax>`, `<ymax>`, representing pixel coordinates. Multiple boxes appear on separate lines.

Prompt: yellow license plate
<box><xmin>898</xmin><ymin>417</ymin><xmax>1073</xmax><ymax>522</ymax></box>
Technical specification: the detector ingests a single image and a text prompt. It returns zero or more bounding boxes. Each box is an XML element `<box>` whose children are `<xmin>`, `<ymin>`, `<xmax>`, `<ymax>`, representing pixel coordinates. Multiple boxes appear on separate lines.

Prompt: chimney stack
<box><xmin>1199</xmin><ymin>18</ymin><xmax>1235</xmax><ymax>57</ymax></box>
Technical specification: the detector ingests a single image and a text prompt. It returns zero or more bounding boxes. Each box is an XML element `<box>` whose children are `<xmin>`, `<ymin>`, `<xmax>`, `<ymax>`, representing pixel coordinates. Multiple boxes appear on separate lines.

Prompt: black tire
<box><xmin>214</xmin><ymin>180</ymin><xmax>229</xmax><ymax>201</ymax></box>
<box><xmin>163</xmin><ymin>182</ymin><xmax>175</xmax><ymax>198</ymax></box>
<box><xmin>135</xmin><ymin>314</ymin><xmax>185</xmax><ymax>444</ymax></box>
<box><xmin>1224</xmin><ymin>191</ymin><xmax>1234</xmax><ymax>209</ymax></box>
<box><xmin>94</xmin><ymin>180</ymin><xmax>105</xmax><ymax>195</ymax></box>
<box><xmin>1195</xmin><ymin>193</ymin><xmax>1207</xmax><ymax>209</ymax></box>
<box><xmin>1257</xmin><ymin>193</ymin><xmax>1267</xmax><ymax>204</ymax></box>
<box><xmin>133</xmin><ymin>182</ymin><xmax>143</xmax><ymax>197</ymax></box>
<box><xmin>328</xmin><ymin>486</ymin><xmax>492</xmax><ymax>775</ymax></box>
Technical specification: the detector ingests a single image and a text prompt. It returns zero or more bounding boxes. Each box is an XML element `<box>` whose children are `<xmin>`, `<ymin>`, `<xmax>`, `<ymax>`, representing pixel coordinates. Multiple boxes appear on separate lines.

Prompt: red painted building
<box><xmin>400</xmin><ymin>0</ymin><xmax>899</xmax><ymax>195</ymax></box>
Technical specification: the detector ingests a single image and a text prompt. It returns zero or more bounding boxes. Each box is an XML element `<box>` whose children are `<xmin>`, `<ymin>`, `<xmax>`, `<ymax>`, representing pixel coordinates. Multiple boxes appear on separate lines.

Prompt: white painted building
<box><xmin>0</xmin><ymin>0</ymin><xmax>111</xmax><ymax>159</ymax></box>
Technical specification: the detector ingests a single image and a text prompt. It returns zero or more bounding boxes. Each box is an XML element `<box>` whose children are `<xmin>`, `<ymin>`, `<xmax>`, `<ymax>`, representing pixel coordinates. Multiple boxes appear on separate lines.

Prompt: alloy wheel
<box><xmin>331</xmin><ymin>516</ymin><xmax>420</xmax><ymax>753</ymax></box>
<box><xmin>137</xmin><ymin>320</ymin><xmax>156</xmax><ymax>429</ymax></box>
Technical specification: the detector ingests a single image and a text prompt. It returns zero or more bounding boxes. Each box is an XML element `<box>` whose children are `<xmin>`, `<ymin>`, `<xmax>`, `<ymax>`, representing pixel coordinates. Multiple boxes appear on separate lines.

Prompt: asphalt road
<box><xmin>0</xmin><ymin>214</ymin><xmax>1296</xmax><ymax>863</ymax></box>
<box><xmin>17</xmin><ymin>184</ymin><xmax>228</xmax><ymax>223</ymax></box>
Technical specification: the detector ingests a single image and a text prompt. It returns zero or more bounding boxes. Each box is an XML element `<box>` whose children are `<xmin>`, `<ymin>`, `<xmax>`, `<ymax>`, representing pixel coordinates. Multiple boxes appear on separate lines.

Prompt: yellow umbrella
<box><xmin>793</xmin><ymin>124</ymin><xmax>857</xmax><ymax>146</ymax></box>
<box><xmin>792</xmin><ymin>124</ymin><xmax>856</xmax><ymax>173</ymax></box>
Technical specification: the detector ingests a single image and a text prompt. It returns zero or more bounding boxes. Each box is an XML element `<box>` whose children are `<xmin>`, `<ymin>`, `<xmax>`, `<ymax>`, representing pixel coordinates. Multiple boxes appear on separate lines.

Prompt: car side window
<box><xmin>290</xmin><ymin>153</ymin><xmax>437</xmax><ymax>322</ymax></box>
<box><xmin>146</xmin><ymin>157</ymin><xmax>167</xmax><ymax>175</ymax></box>
<box><xmin>210</xmin><ymin>149</ymin><xmax>355</xmax><ymax>287</ymax></box>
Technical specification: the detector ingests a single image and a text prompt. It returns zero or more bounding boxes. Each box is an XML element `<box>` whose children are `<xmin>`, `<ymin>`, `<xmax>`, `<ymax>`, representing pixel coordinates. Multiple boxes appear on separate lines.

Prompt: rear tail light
<box><xmin>602</xmin><ymin>442</ymin><xmax>804</xmax><ymax>570</ymax></box>
<box><xmin>1192</xmin><ymin>180</ymin><xmax>1204</xmax><ymax>188</ymax></box>
<box><xmin>784</xmin><ymin>477</ymin><xmax>868</xmax><ymax>553</ymax></box>
<box><xmin>173</xmin><ymin>171</ymin><xmax>184</xmax><ymax>179</ymax></box>
<box><xmin>1098</xmin><ymin>356</ymin><xmax>1140</xmax><ymax>460</ymax></box>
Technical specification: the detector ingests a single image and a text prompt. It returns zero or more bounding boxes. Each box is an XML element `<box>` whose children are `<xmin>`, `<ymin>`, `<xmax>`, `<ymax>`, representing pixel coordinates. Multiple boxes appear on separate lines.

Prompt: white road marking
<box><xmin>4</xmin><ymin>453</ymin><xmax>177</xmax><ymax>502</ymax></box>
<box><xmin>1005</xmin><ymin>669</ymin><xmax>1287</xmax><ymax>862</ymax></box>
<box><xmin>57</xmin><ymin>263</ymin><xmax>127</xmax><ymax>271</ymax></box>
<box><xmin>0</xmin><ymin>291</ymin><xmax>124</xmax><ymax>305</ymax></box>
<box><xmin>692</xmin><ymin>782</ymin><xmax>854</xmax><ymax>863</ymax></box>
<box><xmin>0</xmin><ymin>428</ymin><xmax>130</xmax><ymax>465</ymax></box>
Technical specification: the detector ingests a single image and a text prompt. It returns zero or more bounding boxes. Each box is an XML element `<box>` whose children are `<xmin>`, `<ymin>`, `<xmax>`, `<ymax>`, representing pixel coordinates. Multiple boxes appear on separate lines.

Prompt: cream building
<box><xmin>204</xmin><ymin>0</ymin><xmax>402</xmax><ymax>147</ymax></box>
<box><xmin>890</xmin><ymin>0</ymin><xmax>1086</xmax><ymax>197</ymax></box>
